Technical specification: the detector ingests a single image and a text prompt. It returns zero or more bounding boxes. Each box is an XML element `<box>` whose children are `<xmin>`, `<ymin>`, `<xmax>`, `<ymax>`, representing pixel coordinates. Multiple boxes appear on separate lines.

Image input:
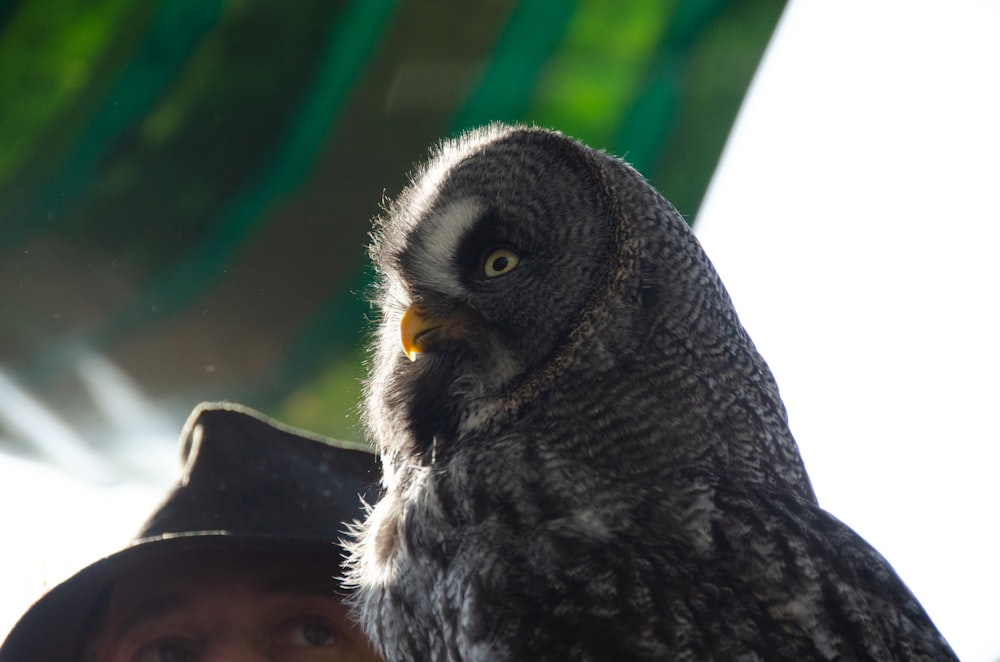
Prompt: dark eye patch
<box><xmin>454</xmin><ymin>208</ymin><xmax>531</xmax><ymax>283</ymax></box>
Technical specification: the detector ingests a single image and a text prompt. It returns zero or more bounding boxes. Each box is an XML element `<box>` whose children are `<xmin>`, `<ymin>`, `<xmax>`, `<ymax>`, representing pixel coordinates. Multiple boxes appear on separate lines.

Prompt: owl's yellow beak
<box><xmin>400</xmin><ymin>304</ymin><xmax>455</xmax><ymax>361</ymax></box>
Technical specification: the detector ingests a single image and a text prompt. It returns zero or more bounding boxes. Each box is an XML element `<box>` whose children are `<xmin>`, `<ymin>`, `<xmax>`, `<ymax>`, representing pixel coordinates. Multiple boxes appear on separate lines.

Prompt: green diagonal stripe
<box><xmin>0</xmin><ymin>0</ymin><xmax>223</xmax><ymax>250</ymax></box>
<box><xmin>451</xmin><ymin>0</ymin><xmax>578</xmax><ymax>133</ymax></box>
<box><xmin>0</xmin><ymin>0</ymin><xmax>146</xmax><ymax>188</ymax></box>
<box><xmin>527</xmin><ymin>0</ymin><xmax>675</xmax><ymax>150</ymax></box>
<box><xmin>103</xmin><ymin>0</ymin><xmax>399</xmax><ymax>339</ymax></box>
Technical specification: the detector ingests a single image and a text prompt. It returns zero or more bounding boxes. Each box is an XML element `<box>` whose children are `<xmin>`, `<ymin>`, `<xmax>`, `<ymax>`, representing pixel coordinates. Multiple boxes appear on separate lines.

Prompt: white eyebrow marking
<box><xmin>409</xmin><ymin>197</ymin><xmax>483</xmax><ymax>298</ymax></box>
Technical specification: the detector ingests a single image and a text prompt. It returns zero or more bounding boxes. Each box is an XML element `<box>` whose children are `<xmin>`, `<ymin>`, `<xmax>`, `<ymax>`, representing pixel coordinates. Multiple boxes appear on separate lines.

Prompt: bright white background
<box><xmin>697</xmin><ymin>2</ymin><xmax>1000</xmax><ymax>660</ymax></box>
<box><xmin>1</xmin><ymin>2</ymin><xmax>997</xmax><ymax>660</ymax></box>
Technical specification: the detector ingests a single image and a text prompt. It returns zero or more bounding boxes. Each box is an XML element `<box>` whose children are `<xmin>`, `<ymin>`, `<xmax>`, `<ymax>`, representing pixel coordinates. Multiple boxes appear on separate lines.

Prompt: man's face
<box><xmin>90</xmin><ymin>549</ymin><xmax>382</xmax><ymax>662</ymax></box>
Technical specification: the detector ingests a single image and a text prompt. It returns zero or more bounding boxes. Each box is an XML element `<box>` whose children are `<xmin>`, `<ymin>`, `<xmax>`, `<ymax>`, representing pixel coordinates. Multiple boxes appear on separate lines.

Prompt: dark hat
<box><xmin>0</xmin><ymin>401</ymin><xmax>380</xmax><ymax>661</ymax></box>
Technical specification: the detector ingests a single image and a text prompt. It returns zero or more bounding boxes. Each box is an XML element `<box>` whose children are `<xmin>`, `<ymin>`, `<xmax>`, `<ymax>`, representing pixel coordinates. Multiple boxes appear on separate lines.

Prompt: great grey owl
<box><xmin>345</xmin><ymin>124</ymin><xmax>956</xmax><ymax>661</ymax></box>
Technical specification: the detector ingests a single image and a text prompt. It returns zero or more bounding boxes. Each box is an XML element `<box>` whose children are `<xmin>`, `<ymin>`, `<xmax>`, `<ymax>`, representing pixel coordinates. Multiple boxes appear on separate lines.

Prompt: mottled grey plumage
<box><xmin>346</xmin><ymin>125</ymin><xmax>956</xmax><ymax>661</ymax></box>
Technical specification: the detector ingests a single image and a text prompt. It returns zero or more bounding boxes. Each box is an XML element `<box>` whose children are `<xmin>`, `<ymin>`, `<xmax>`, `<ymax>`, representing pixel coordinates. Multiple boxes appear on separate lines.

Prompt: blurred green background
<box><xmin>0</xmin><ymin>0</ymin><xmax>785</xmax><ymax>458</ymax></box>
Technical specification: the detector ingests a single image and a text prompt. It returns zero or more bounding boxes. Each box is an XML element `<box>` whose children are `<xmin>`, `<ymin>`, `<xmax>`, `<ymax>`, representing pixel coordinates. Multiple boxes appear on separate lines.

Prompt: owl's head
<box><xmin>366</xmin><ymin>127</ymin><xmax>614</xmax><ymax>461</ymax></box>
<box><xmin>364</xmin><ymin>124</ymin><xmax>762</xmax><ymax>476</ymax></box>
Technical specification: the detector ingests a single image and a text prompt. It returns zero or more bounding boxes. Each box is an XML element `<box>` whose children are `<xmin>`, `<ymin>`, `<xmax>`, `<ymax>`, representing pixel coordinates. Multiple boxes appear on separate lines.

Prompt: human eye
<box><xmin>275</xmin><ymin>616</ymin><xmax>341</xmax><ymax>648</ymax></box>
<box><xmin>133</xmin><ymin>639</ymin><xmax>200</xmax><ymax>662</ymax></box>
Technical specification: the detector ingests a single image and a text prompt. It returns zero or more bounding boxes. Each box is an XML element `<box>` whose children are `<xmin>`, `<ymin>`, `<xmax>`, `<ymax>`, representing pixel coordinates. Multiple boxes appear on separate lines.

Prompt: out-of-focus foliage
<box><xmin>0</xmin><ymin>0</ymin><xmax>785</xmax><ymax>459</ymax></box>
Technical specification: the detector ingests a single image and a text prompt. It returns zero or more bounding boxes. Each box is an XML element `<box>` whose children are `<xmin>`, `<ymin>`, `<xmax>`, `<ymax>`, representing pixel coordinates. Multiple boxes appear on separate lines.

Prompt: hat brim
<box><xmin>0</xmin><ymin>531</ymin><xmax>351</xmax><ymax>662</ymax></box>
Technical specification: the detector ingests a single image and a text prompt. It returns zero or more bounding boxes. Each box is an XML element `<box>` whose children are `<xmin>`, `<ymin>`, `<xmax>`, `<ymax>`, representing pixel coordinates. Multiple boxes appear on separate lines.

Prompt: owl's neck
<box><xmin>446</xmin><ymin>301</ymin><xmax>818</xmax><ymax>508</ymax></box>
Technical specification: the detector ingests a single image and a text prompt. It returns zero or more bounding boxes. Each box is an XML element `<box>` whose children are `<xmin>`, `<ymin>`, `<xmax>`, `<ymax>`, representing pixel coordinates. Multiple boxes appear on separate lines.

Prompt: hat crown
<box><xmin>137</xmin><ymin>403</ymin><xmax>378</xmax><ymax>543</ymax></box>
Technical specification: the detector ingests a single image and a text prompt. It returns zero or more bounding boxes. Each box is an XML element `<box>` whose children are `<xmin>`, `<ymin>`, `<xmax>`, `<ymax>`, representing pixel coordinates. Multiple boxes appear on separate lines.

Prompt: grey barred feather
<box><xmin>344</xmin><ymin>124</ymin><xmax>956</xmax><ymax>661</ymax></box>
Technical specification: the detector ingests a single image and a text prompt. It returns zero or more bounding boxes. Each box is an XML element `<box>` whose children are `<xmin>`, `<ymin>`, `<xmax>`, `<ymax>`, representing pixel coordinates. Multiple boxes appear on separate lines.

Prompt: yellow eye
<box><xmin>483</xmin><ymin>248</ymin><xmax>520</xmax><ymax>277</ymax></box>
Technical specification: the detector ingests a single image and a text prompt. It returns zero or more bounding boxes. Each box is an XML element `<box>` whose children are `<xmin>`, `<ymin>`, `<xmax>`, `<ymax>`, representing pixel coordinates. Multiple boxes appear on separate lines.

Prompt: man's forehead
<box><xmin>108</xmin><ymin>549</ymin><xmax>340</xmax><ymax>608</ymax></box>
<box><xmin>104</xmin><ymin>550</ymin><xmax>343</xmax><ymax>637</ymax></box>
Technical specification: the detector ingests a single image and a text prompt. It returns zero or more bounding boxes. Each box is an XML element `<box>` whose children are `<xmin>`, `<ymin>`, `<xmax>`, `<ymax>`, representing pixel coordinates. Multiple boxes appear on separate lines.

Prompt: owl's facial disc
<box><xmin>400</xmin><ymin>304</ymin><xmax>466</xmax><ymax>361</ymax></box>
